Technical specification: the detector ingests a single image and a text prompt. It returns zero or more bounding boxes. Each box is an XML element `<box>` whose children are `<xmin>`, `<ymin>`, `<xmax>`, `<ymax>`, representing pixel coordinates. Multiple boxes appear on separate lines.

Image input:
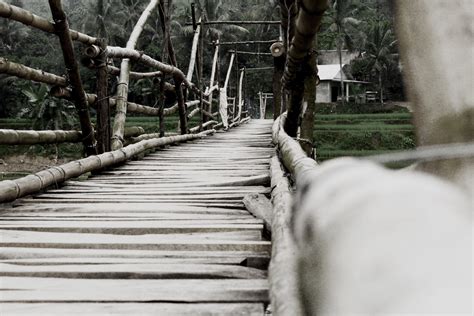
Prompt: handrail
<box><xmin>0</xmin><ymin>1</ymin><xmax>98</xmax><ymax>45</ymax></box>
<box><xmin>0</xmin><ymin>127</ymin><xmax>146</xmax><ymax>145</ymax></box>
<box><xmin>0</xmin><ymin>130</ymin><xmax>215</xmax><ymax>203</ymax></box>
<box><xmin>0</xmin><ymin>0</ymin><xmax>249</xmax><ymax>162</ymax></box>
<box><xmin>272</xmin><ymin>113</ymin><xmax>317</xmax><ymax>182</ymax></box>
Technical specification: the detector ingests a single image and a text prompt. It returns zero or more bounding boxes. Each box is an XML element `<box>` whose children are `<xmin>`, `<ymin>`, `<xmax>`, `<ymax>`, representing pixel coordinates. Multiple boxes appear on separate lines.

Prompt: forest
<box><xmin>0</xmin><ymin>0</ymin><xmax>402</xmax><ymax>119</ymax></box>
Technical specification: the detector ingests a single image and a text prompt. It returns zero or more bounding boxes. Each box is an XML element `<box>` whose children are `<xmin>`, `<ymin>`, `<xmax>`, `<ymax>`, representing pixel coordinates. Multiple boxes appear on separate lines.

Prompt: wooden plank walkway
<box><xmin>0</xmin><ymin>120</ymin><xmax>274</xmax><ymax>315</ymax></box>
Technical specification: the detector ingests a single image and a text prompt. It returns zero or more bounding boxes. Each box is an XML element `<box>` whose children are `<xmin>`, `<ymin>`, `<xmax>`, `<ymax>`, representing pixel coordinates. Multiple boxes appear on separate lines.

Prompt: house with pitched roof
<box><xmin>316</xmin><ymin>64</ymin><xmax>368</xmax><ymax>103</ymax></box>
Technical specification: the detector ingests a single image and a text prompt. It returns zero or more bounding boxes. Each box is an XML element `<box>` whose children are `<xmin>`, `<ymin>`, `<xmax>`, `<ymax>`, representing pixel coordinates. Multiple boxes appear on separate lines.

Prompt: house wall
<box><xmin>316</xmin><ymin>81</ymin><xmax>331</xmax><ymax>103</ymax></box>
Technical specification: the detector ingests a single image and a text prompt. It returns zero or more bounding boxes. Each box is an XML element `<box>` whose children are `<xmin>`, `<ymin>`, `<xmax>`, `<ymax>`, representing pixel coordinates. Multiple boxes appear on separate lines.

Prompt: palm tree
<box><xmin>364</xmin><ymin>20</ymin><xmax>397</xmax><ymax>104</ymax></box>
<box><xmin>324</xmin><ymin>0</ymin><xmax>364</xmax><ymax>105</ymax></box>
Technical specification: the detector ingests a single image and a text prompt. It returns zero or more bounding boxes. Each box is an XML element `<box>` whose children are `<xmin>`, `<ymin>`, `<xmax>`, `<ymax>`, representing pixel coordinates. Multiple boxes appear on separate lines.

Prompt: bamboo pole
<box><xmin>228</xmin><ymin>50</ymin><xmax>273</xmax><ymax>56</ymax></box>
<box><xmin>272</xmin><ymin>113</ymin><xmax>318</xmax><ymax>178</ymax></box>
<box><xmin>299</xmin><ymin>51</ymin><xmax>317</xmax><ymax>156</ymax></box>
<box><xmin>0</xmin><ymin>127</ymin><xmax>143</xmax><ymax>146</ymax></box>
<box><xmin>245</xmin><ymin>67</ymin><xmax>274</xmax><ymax>71</ymax></box>
<box><xmin>106</xmin><ymin>65</ymin><xmax>162</xmax><ymax>79</ymax></box>
<box><xmin>158</xmin><ymin>77</ymin><xmax>166</xmax><ymax>137</ymax></box>
<box><xmin>198</xmin><ymin>18</ymin><xmax>205</xmax><ymax>128</ymax></box>
<box><xmin>48</xmin><ymin>0</ymin><xmax>97</xmax><ymax>156</ymax></box>
<box><xmin>189</xmin><ymin>120</ymin><xmax>218</xmax><ymax>133</ymax></box>
<box><xmin>94</xmin><ymin>40</ymin><xmax>110</xmax><ymax>153</ymax></box>
<box><xmin>187</xmin><ymin>20</ymin><xmax>281</xmax><ymax>26</ymax></box>
<box><xmin>111</xmin><ymin>0</ymin><xmax>160</xmax><ymax>150</ymax></box>
<box><xmin>175</xmin><ymin>79</ymin><xmax>188</xmax><ymax>134</ymax></box>
<box><xmin>208</xmin><ymin>39</ymin><xmax>220</xmax><ymax>118</ymax></box>
<box><xmin>0</xmin><ymin>1</ymin><xmax>98</xmax><ymax>45</ymax></box>
<box><xmin>0</xmin><ymin>129</ymin><xmax>81</xmax><ymax>145</ymax></box>
<box><xmin>157</xmin><ymin>0</ymin><xmax>170</xmax><ymax>138</ymax></box>
<box><xmin>218</xmin><ymin>52</ymin><xmax>235</xmax><ymax>129</ymax></box>
<box><xmin>163</xmin><ymin>100</ymin><xmax>200</xmax><ymax>116</ymax></box>
<box><xmin>0</xmin><ymin>131</ymin><xmax>214</xmax><ymax>203</ymax></box>
<box><xmin>0</xmin><ymin>58</ymin><xmax>66</xmax><ymax>86</ymax></box>
<box><xmin>186</xmin><ymin>18</ymin><xmax>201</xmax><ymax>83</ymax></box>
<box><xmin>224</xmin><ymin>53</ymin><xmax>235</xmax><ymax>91</ymax></box>
<box><xmin>218</xmin><ymin>40</ymin><xmax>277</xmax><ymax>45</ymax></box>
<box><xmin>236</xmin><ymin>68</ymin><xmax>245</xmax><ymax>121</ymax></box>
<box><xmin>158</xmin><ymin>0</ymin><xmax>178</xmax><ymax>67</ymax></box>
<box><xmin>269</xmin><ymin>156</ymin><xmax>304</xmax><ymax>316</ymax></box>
<box><xmin>281</xmin><ymin>0</ymin><xmax>328</xmax><ymax>136</ymax></box>
<box><xmin>395</xmin><ymin>0</ymin><xmax>474</xmax><ymax>193</ymax></box>
<box><xmin>123</xmin><ymin>126</ymin><xmax>146</xmax><ymax>138</ymax></box>
<box><xmin>92</xmin><ymin>46</ymin><xmax>198</xmax><ymax>94</ymax></box>
<box><xmin>54</xmin><ymin>87</ymin><xmax>200</xmax><ymax>117</ymax></box>
<box><xmin>272</xmin><ymin>40</ymin><xmax>286</xmax><ymax>119</ymax></box>
<box><xmin>243</xmin><ymin>194</ymin><xmax>273</xmax><ymax>234</ymax></box>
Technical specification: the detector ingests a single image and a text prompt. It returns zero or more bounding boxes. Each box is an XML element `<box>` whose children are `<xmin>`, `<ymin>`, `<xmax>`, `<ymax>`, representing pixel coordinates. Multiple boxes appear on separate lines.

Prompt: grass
<box><xmin>313</xmin><ymin>111</ymin><xmax>416</xmax><ymax>162</ymax></box>
<box><xmin>1</xmin><ymin>105</ymin><xmax>416</xmax><ymax>173</ymax></box>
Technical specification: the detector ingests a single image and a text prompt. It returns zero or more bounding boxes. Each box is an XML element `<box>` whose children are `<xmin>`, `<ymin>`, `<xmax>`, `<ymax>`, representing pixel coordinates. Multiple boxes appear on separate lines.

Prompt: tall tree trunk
<box><xmin>111</xmin><ymin>0</ymin><xmax>159</xmax><ymax>150</ymax></box>
<box><xmin>48</xmin><ymin>0</ymin><xmax>97</xmax><ymax>156</ymax></box>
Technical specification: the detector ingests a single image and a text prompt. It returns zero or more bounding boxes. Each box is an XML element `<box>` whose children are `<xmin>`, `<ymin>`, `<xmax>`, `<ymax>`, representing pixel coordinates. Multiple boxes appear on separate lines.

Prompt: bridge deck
<box><xmin>0</xmin><ymin>120</ymin><xmax>274</xmax><ymax>315</ymax></box>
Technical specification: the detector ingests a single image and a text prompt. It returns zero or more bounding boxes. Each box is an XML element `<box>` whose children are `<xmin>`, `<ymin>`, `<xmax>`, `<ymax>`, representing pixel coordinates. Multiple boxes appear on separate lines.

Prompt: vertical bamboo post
<box><xmin>224</xmin><ymin>52</ymin><xmax>235</xmax><ymax>91</ymax></box>
<box><xmin>272</xmin><ymin>41</ymin><xmax>285</xmax><ymax>119</ymax></box>
<box><xmin>198</xmin><ymin>17</ymin><xmax>204</xmax><ymax>130</ymax></box>
<box><xmin>219</xmin><ymin>52</ymin><xmax>235</xmax><ymax>128</ymax></box>
<box><xmin>186</xmin><ymin>18</ymin><xmax>201</xmax><ymax>84</ymax></box>
<box><xmin>236</xmin><ymin>68</ymin><xmax>245</xmax><ymax>121</ymax></box>
<box><xmin>159</xmin><ymin>0</ymin><xmax>187</xmax><ymax>134</ymax></box>
<box><xmin>209</xmin><ymin>39</ymin><xmax>220</xmax><ymax>116</ymax></box>
<box><xmin>159</xmin><ymin>76</ymin><xmax>166</xmax><ymax>137</ymax></box>
<box><xmin>175</xmin><ymin>80</ymin><xmax>188</xmax><ymax>134</ymax></box>
<box><xmin>48</xmin><ymin>0</ymin><xmax>97</xmax><ymax>156</ymax></box>
<box><xmin>95</xmin><ymin>39</ymin><xmax>110</xmax><ymax>153</ymax></box>
<box><xmin>111</xmin><ymin>0</ymin><xmax>160</xmax><ymax>150</ymax></box>
<box><xmin>281</xmin><ymin>0</ymin><xmax>328</xmax><ymax>137</ymax></box>
<box><xmin>300</xmin><ymin>51</ymin><xmax>317</xmax><ymax>156</ymax></box>
<box><xmin>395</xmin><ymin>0</ymin><xmax>474</xmax><ymax>192</ymax></box>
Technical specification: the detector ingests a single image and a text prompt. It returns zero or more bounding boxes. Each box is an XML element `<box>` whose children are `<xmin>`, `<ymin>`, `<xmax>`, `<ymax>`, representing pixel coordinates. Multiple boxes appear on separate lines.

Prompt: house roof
<box><xmin>318</xmin><ymin>64</ymin><xmax>347</xmax><ymax>81</ymax></box>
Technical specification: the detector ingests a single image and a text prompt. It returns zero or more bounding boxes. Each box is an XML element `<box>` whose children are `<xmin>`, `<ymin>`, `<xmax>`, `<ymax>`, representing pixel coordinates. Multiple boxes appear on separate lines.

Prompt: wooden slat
<box><xmin>0</xmin><ymin>303</ymin><xmax>265</xmax><ymax>315</ymax></box>
<box><xmin>0</xmin><ymin>278</ymin><xmax>269</xmax><ymax>302</ymax></box>
<box><xmin>0</xmin><ymin>263</ymin><xmax>267</xmax><ymax>279</ymax></box>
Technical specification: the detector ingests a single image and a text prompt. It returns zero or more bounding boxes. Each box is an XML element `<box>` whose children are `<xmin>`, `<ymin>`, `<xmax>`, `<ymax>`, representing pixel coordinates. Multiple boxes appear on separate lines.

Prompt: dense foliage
<box><xmin>0</xmin><ymin>0</ymin><xmax>403</xmax><ymax>122</ymax></box>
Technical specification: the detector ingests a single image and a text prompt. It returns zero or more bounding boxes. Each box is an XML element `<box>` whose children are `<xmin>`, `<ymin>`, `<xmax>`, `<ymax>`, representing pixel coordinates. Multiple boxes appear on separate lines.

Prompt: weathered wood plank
<box><xmin>0</xmin><ymin>220</ymin><xmax>265</xmax><ymax>234</ymax></box>
<box><xmin>0</xmin><ymin>263</ymin><xmax>267</xmax><ymax>279</ymax></box>
<box><xmin>0</xmin><ymin>230</ymin><xmax>271</xmax><ymax>252</ymax></box>
<box><xmin>0</xmin><ymin>277</ymin><xmax>269</xmax><ymax>303</ymax></box>
<box><xmin>1</xmin><ymin>303</ymin><xmax>265</xmax><ymax>315</ymax></box>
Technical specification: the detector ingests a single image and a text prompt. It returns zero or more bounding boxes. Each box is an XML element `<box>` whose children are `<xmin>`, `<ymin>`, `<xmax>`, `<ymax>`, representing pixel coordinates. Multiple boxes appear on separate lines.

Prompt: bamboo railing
<box><xmin>0</xmin><ymin>0</ymin><xmax>248</xmax><ymax>146</ymax></box>
<box><xmin>0</xmin><ymin>0</ymin><xmax>250</xmax><ymax>202</ymax></box>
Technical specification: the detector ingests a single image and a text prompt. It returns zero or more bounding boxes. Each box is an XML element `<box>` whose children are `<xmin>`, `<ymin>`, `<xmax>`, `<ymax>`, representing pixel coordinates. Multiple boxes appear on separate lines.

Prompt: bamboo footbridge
<box><xmin>1</xmin><ymin>120</ymin><xmax>274</xmax><ymax>315</ymax></box>
<box><xmin>1</xmin><ymin>0</ymin><xmax>473</xmax><ymax>315</ymax></box>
